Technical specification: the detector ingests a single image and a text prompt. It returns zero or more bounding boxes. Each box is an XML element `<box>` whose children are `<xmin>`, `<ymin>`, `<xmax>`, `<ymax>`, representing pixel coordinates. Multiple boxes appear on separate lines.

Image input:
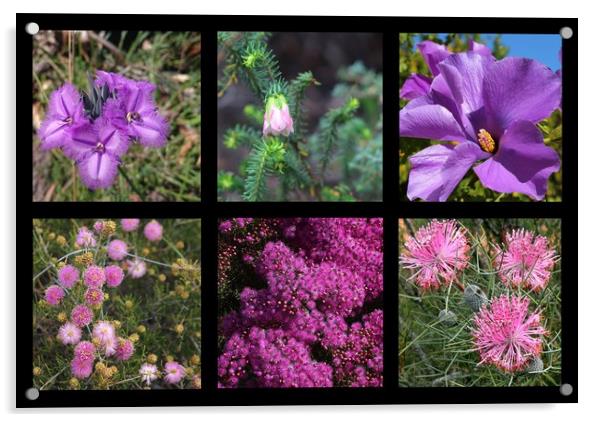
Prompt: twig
<box><xmin>88</xmin><ymin>31</ymin><xmax>125</xmax><ymax>64</ymax></box>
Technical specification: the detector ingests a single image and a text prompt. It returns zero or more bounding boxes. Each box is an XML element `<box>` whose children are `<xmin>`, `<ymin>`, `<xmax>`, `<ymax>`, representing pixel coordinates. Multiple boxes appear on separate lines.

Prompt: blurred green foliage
<box><xmin>399</xmin><ymin>33</ymin><xmax>562</xmax><ymax>202</ymax></box>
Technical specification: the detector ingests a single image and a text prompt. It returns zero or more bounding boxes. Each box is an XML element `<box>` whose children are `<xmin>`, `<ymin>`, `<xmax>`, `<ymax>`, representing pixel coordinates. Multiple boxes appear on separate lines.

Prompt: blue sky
<box><xmin>420</xmin><ymin>34</ymin><xmax>561</xmax><ymax>71</ymax></box>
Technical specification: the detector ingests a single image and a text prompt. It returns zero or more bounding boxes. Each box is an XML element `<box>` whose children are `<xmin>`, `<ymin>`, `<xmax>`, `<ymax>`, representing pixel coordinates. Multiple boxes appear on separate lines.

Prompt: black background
<box><xmin>17</xmin><ymin>13</ymin><xmax>578</xmax><ymax>407</ymax></box>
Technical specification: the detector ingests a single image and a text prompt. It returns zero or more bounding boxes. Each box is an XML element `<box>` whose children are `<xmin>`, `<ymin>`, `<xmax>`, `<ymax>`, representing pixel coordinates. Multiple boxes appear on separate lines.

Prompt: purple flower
<box><xmin>105</xmin><ymin>82</ymin><xmax>169</xmax><ymax>148</ymax></box>
<box><xmin>38</xmin><ymin>83</ymin><xmax>86</xmax><ymax>150</ymax></box>
<box><xmin>400</xmin><ymin>40</ymin><xmax>492</xmax><ymax>100</ymax></box>
<box><xmin>399</xmin><ymin>52</ymin><xmax>561</xmax><ymax>201</ymax></box>
<box><xmin>66</xmin><ymin>119</ymin><xmax>129</xmax><ymax>190</ymax></box>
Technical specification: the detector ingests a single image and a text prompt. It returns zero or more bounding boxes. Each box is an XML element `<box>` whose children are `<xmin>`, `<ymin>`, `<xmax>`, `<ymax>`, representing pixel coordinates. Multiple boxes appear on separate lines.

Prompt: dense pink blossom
<box><xmin>473</xmin><ymin>295</ymin><xmax>547</xmax><ymax>372</ymax></box>
<box><xmin>140</xmin><ymin>363</ymin><xmax>159</xmax><ymax>385</ymax></box>
<box><xmin>58</xmin><ymin>322</ymin><xmax>82</xmax><ymax>345</ymax></box>
<box><xmin>115</xmin><ymin>338</ymin><xmax>135</xmax><ymax>361</ymax></box>
<box><xmin>107</xmin><ymin>239</ymin><xmax>128</xmax><ymax>261</ymax></box>
<box><xmin>93</xmin><ymin>220</ymin><xmax>105</xmax><ymax>233</ymax></box>
<box><xmin>76</xmin><ymin>226</ymin><xmax>96</xmax><ymax>248</ymax></box>
<box><xmin>84</xmin><ymin>265</ymin><xmax>106</xmax><ymax>288</ymax></box>
<box><xmin>494</xmin><ymin>229</ymin><xmax>557</xmax><ymax>291</ymax></box>
<box><xmin>143</xmin><ymin>220</ymin><xmax>163</xmax><ymax>242</ymax></box>
<box><xmin>58</xmin><ymin>265</ymin><xmax>79</xmax><ymax>288</ymax></box>
<box><xmin>218</xmin><ymin>218</ymin><xmax>383</xmax><ymax>388</ymax></box>
<box><xmin>164</xmin><ymin>361</ymin><xmax>186</xmax><ymax>384</ymax></box>
<box><xmin>44</xmin><ymin>285</ymin><xmax>65</xmax><ymax>306</ymax></box>
<box><xmin>105</xmin><ymin>264</ymin><xmax>125</xmax><ymax>287</ymax></box>
<box><xmin>399</xmin><ymin>219</ymin><xmax>470</xmax><ymax>290</ymax></box>
<box><xmin>127</xmin><ymin>259</ymin><xmax>147</xmax><ymax>278</ymax></box>
<box><xmin>121</xmin><ymin>218</ymin><xmax>140</xmax><ymax>232</ymax></box>
<box><xmin>74</xmin><ymin>341</ymin><xmax>96</xmax><ymax>362</ymax></box>
<box><xmin>71</xmin><ymin>357</ymin><xmax>93</xmax><ymax>379</ymax></box>
<box><xmin>84</xmin><ymin>287</ymin><xmax>104</xmax><ymax>306</ymax></box>
<box><xmin>71</xmin><ymin>304</ymin><xmax>94</xmax><ymax>327</ymax></box>
<box><xmin>92</xmin><ymin>321</ymin><xmax>116</xmax><ymax>345</ymax></box>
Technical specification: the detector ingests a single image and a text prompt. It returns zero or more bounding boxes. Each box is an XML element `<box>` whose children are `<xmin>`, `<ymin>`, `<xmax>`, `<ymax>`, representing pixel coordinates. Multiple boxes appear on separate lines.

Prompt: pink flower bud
<box><xmin>263</xmin><ymin>94</ymin><xmax>294</xmax><ymax>137</ymax></box>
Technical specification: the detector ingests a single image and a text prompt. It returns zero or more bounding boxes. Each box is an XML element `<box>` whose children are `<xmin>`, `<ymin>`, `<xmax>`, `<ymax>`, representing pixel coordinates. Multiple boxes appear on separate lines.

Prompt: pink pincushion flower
<box><xmin>71</xmin><ymin>304</ymin><xmax>94</xmax><ymax>327</ymax></box>
<box><xmin>121</xmin><ymin>218</ymin><xmax>140</xmax><ymax>232</ymax></box>
<box><xmin>74</xmin><ymin>341</ymin><xmax>96</xmax><ymax>362</ymax></box>
<box><xmin>127</xmin><ymin>259</ymin><xmax>147</xmax><ymax>279</ymax></box>
<box><xmin>105</xmin><ymin>265</ymin><xmax>125</xmax><ymax>287</ymax></box>
<box><xmin>263</xmin><ymin>94</ymin><xmax>294</xmax><ymax>137</ymax></box>
<box><xmin>143</xmin><ymin>220</ymin><xmax>163</xmax><ymax>242</ymax></box>
<box><xmin>164</xmin><ymin>361</ymin><xmax>186</xmax><ymax>384</ymax></box>
<box><xmin>58</xmin><ymin>265</ymin><xmax>79</xmax><ymax>288</ymax></box>
<box><xmin>473</xmin><ymin>295</ymin><xmax>547</xmax><ymax>373</ymax></box>
<box><xmin>107</xmin><ymin>239</ymin><xmax>128</xmax><ymax>261</ymax></box>
<box><xmin>44</xmin><ymin>285</ymin><xmax>65</xmax><ymax>306</ymax></box>
<box><xmin>103</xmin><ymin>335</ymin><xmax>118</xmax><ymax>356</ymax></box>
<box><xmin>84</xmin><ymin>287</ymin><xmax>104</xmax><ymax>306</ymax></box>
<box><xmin>139</xmin><ymin>363</ymin><xmax>159</xmax><ymax>385</ymax></box>
<box><xmin>399</xmin><ymin>220</ymin><xmax>470</xmax><ymax>289</ymax></box>
<box><xmin>58</xmin><ymin>322</ymin><xmax>82</xmax><ymax>345</ymax></box>
<box><xmin>71</xmin><ymin>357</ymin><xmax>93</xmax><ymax>379</ymax></box>
<box><xmin>494</xmin><ymin>229</ymin><xmax>557</xmax><ymax>292</ymax></box>
<box><xmin>93</xmin><ymin>220</ymin><xmax>105</xmax><ymax>233</ymax></box>
<box><xmin>76</xmin><ymin>226</ymin><xmax>96</xmax><ymax>248</ymax></box>
<box><xmin>84</xmin><ymin>265</ymin><xmax>106</xmax><ymax>288</ymax></box>
<box><xmin>92</xmin><ymin>321</ymin><xmax>116</xmax><ymax>345</ymax></box>
<box><xmin>115</xmin><ymin>338</ymin><xmax>135</xmax><ymax>361</ymax></box>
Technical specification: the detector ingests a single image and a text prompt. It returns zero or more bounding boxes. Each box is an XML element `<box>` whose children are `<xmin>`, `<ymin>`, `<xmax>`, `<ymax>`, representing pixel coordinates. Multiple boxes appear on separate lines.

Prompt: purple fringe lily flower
<box><xmin>399</xmin><ymin>50</ymin><xmax>561</xmax><ymax>201</ymax></box>
<box><xmin>38</xmin><ymin>83</ymin><xmax>86</xmax><ymax>150</ymax></box>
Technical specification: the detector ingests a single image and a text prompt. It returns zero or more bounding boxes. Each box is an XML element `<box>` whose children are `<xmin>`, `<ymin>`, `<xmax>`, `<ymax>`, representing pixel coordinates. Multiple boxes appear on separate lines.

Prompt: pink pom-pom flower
<box><xmin>76</xmin><ymin>226</ymin><xmax>96</xmax><ymax>248</ymax></box>
<box><xmin>127</xmin><ymin>259</ymin><xmax>147</xmax><ymax>279</ymax></box>
<box><xmin>44</xmin><ymin>285</ymin><xmax>65</xmax><ymax>306</ymax></box>
<box><xmin>164</xmin><ymin>361</ymin><xmax>186</xmax><ymax>384</ymax></box>
<box><xmin>105</xmin><ymin>265</ymin><xmax>125</xmax><ymax>287</ymax></box>
<box><xmin>494</xmin><ymin>229</ymin><xmax>558</xmax><ymax>292</ymax></box>
<box><xmin>71</xmin><ymin>304</ymin><xmax>94</xmax><ymax>327</ymax></box>
<box><xmin>399</xmin><ymin>219</ymin><xmax>470</xmax><ymax>290</ymax></box>
<box><xmin>121</xmin><ymin>218</ymin><xmax>140</xmax><ymax>232</ymax></box>
<box><xmin>84</xmin><ymin>287</ymin><xmax>104</xmax><ymax>306</ymax></box>
<box><xmin>58</xmin><ymin>322</ymin><xmax>82</xmax><ymax>345</ymax></box>
<box><xmin>71</xmin><ymin>357</ymin><xmax>93</xmax><ymax>379</ymax></box>
<box><xmin>84</xmin><ymin>265</ymin><xmax>106</xmax><ymax>288</ymax></box>
<box><xmin>143</xmin><ymin>220</ymin><xmax>163</xmax><ymax>242</ymax></box>
<box><xmin>92</xmin><ymin>321</ymin><xmax>116</xmax><ymax>345</ymax></box>
<box><xmin>58</xmin><ymin>265</ymin><xmax>79</xmax><ymax>288</ymax></box>
<box><xmin>139</xmin><ymin>363</ymin><xmax>159</xmax><ymax>385</ymax></box>
<box><xmin>107</xmin><ymin>239</ymin><xmax>128</xmax><ymax>261</ymax></box>
<box><xmin>115</xmin><ymin>338</ymin><xmax>135</xmax><ymax>361</ymax></box>
<box><xmin>473</xmin><ymin>295</ymin><xmax>547</xmax><ymax>373</ymax></box>
<box><xmin>74</xmin><ymin>340</ymin><xmax>96</xmax><ymax>362</ymax></box>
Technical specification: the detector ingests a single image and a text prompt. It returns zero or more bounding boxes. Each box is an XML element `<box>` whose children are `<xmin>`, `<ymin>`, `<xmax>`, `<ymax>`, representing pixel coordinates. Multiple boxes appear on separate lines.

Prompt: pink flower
<box><xmin>44</xmin><ymin>285</ymin><xmax>65</xmax><ymax>306</ymax></box>
<box><xmin>58</xmin><ymin>322</ymin><xmax>82</xmax><ymax>345</ymax></box>
<box><xmin>107</xmin><ymin>239</ymin><xmax>128</xmax><ymax>261</ymax></box>
<box><xmin>143</xmin><ymin>220</ymin><xmax>163</xmax><ymax>242</ymax></box>
<box><xmin>84</xmin><ymin>265</ymin><xmax>106</xmax><ymax>288</ymax></box>
<box><xmin>93</xmin><ymin>220</ymin><xmax>105</xmax><ymax>233</ymax></box>
<box><xmin>164</xmin><ymin>361</ymin><xmax>186</xmax><ymax>384</ymax></box>
<box><xmin>473</xmin><ymin>295</ymin><xmax>547</xmax><ymax>373</ymax></box>
<box><xmin>121</xmin><ymin>218</ymin><xmax>140</xmax><ymax>232</ymax></box>
<box><xmin>399</xmin><ymin>220</ymin><xmax>470</xmax><ymax>290</ymax></box>
<box><xmin>115</xmin><ymin>338</ymin><xmax>135</xmax><ymax>361</ymax></box>
<box><xmin>71</xmin><ymin>357</ymin><xmax>93</xmax><ymax>379</ymax></box>
<box><xmin>105</xmin><ymin>265</ymin><xmax>125</xmax><ymax>287</ymax></box>
<box><xmin>494</xmin><ymin>229</ymin><xmax>557</xmax><ymax>292</ymax></box>
<box><xmin>103</xmin><ymin>335</ymin><xmax>118</xmax><ymax>356</ymax></box>
<box><xmin>127</xmin><ymin>259</ymin><xmax>147</xmax><ymax>279</ymax></box>
<box><xmin>139</xmin><ymin>363</ymin><xmax>159</xmax><ymax>385</ymax></box>
<box><xmin>76</xmin><ymin>226</ymin><xmax>96</xmax><ymax>248</ymax></box>
<box><xmin>71</xmin><ymin>304</ymin><xmax>93</xmax><ymax>327</ymax></box>
<box><xmin>58</xmin><ymin>265</ymin><xmax>79</xmax><ymax>288</ymax></box>
<box><xmin>74</xmin><ymin>341</ymin><xmax>96</xmax><ymax>362</ymax></box>
<box><xmin>84</xmin><ymin>287</ymin><xmax>104</xmax><ymax>306</ymax></box>
<box><xmin>92</xmin><ymin>321</ymin><xmax>116</xmax><ymax>345</ymax></box>
<box><xmin>263</xmin><ymin>94</ymin><xmax>294</xmax><ymax>137</ymax></box>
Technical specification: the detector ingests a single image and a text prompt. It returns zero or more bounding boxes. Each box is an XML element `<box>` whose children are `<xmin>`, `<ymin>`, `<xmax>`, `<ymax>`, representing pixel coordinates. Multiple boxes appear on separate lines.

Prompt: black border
<box><xmin>17</xmin><ymin>13</ymin><xmax>577</xmax><ymax>407</ymax></box>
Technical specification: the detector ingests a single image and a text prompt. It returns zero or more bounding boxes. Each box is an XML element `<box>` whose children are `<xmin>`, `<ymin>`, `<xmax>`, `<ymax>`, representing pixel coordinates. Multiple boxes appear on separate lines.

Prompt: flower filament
<box><xmin>126</xmin><ymin>111</ymin><xmax>141</xmax><ymax>123</ymax></box>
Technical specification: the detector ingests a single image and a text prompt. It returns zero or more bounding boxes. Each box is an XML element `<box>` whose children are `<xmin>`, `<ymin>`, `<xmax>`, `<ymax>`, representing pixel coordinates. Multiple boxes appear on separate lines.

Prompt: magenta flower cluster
<box><xmin>38</xmin><ymin>71</ymin><xmax>169</xmax><ymax>190</ymax></box>
<box><xmin>400</xmin><ymin>220</ymin><xmax>557</xmax><ymax>373</ymax></box>
<box><xmin>218</xmin><ymin>218</ymin><xmax>383</xmax><ymax>388</ymax></box>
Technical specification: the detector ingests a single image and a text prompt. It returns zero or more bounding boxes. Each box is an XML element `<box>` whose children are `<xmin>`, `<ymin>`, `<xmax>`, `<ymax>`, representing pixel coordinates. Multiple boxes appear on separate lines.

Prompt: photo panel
<box><xmin>32</xmin><ymin>30</ymin><xmax>201</xmax><ymax>202</ymax></box>
<box><xmin>217</xmin><ymin>32</ymin><xmax>383</xmax><ymax>202</ymax></box>
<box><xmin>32</xmin><ymin>218</ymin><xmax>201</xmax><ymax>390</ymax></box>
<box><xmin>398</xmin><ymin>33</ymin><xmax>563</xmax><ymax>202</ymax></box>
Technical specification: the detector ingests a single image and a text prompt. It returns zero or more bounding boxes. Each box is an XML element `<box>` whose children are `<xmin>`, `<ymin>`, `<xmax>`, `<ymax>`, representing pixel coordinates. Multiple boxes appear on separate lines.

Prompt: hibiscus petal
<box><xmin>417</xmin><ymin>41</ymin><xmax>451</xmax><ymax>77</ymax></box>
<box><xmin>400</xmin><ymin>74</ymin><xmax>432</xmax><ymax>100</ymax></box>
<box><xmin>78</xmin><ymin>152</ymin><xmax>119</xmax><ymax>190</ymax></box>
<box><xmin>482</xmin><ymin>57</ymin><xmax>561</xmax><ymax>132</ymax></box>
<box><xmin>407</xmin><ymin>142</ymin><xmax>487</xmax><ymax>202</ymax></box>
<box><xmin>473</xmin><ymin>120</ymin><xmax>560</xmax><ymax>200</ymax></box>
<box><xmin>468</xmin><ymin>39</ymin><xmax>492</xmax><ymax>57</ymax></box>
<box><xmin>399</xmin><ymin>102</ymin><xmax>466</xmax><ymax>142</ymax></box>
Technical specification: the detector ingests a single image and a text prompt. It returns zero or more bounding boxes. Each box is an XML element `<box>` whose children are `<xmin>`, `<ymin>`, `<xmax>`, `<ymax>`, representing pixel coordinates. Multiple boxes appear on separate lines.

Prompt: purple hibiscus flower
<box><xmin>65</xmin><ymin>119</ymin><xmax>129</xmax><ymax>190</ymax></box>
<box><xmin>399</xmin><ymin>51</ymin><xmax>561</xmax><ymax>201</ymax></box>
<box><xmin>105</xmin><ymin>81</ymin><xmax>169</xmax><ymax>148</ymax></box>
<box><xmin>38</xmin><ymin>83</ymin><xmax>86</xmax><ymax>150</ymax></box>
<box><xmin>400</xmin><ymin>40</ymin><xmax>492</xmax><ymax>100</ymax></box>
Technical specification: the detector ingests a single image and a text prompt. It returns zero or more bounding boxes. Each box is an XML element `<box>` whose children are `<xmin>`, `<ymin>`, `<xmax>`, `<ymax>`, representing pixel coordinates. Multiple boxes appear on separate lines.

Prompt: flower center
<box><xmin>63</xmin><ymin>116</ymin><xmax>73</xmax><ymax>125</ymax></box>
<box><xmin>95</xmin><ymin>142</ymin><xmax>105</xmax><ymax>153</ymax></box>
<box><xmin>477</xmin><ymin>129</ymin><xmax>496</xmax><ymax>153</ymax></box>
<box><xmin>126</xmin><ymin>111</ymin><xmax>141</xmax><ymax>123</ymax></box>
